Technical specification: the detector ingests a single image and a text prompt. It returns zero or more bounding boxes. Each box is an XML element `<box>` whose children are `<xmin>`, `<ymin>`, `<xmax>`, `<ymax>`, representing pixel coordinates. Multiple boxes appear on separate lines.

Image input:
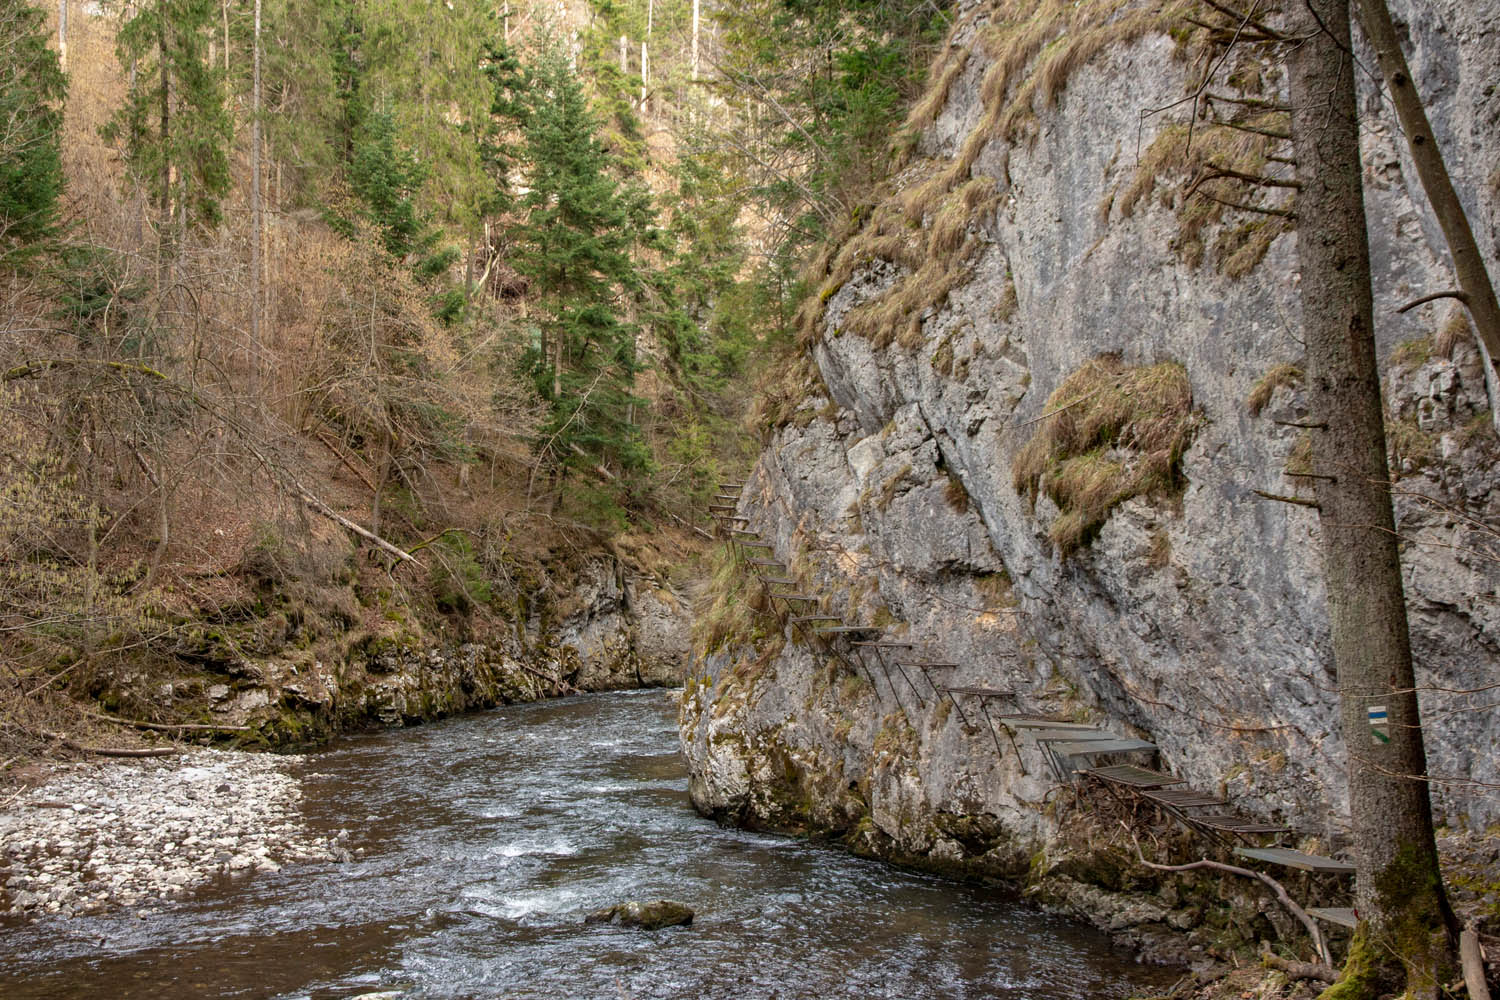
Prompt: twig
<box><xmin>42</xmin><ymin>730</ymin><xmax>179</xmax><ymax>758</ymax></box>
<box><xmin>80</xmin><ymin>708</ymin><xmax>251</xmax><ymax>733</ymax></box>
<box><xmin>1253</xmin><ymin>489</ymin><xmax>1320</xmax><ymax>509</ymax></box>
<box><xmin>1125</xmin><ymin>825</ymin><xmax>1331</xmax><ymax>965</ymax></box>
<box><xmin>1260</xmin><ymin>945</ymin><xmax>1338</xmax><ymax>983</ymax></box>
<box><xmin>1395</xmin><ymin>290</ymin><xmax>1468</xmax><ymax>314</ymax></box>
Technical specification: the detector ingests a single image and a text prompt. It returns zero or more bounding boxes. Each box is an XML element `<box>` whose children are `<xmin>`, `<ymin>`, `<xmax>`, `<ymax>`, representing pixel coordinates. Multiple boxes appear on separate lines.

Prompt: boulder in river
<box><xmin>583</xmin><ymin>899</ymin><xmax>694</xmax><ymax>930</ymax></box>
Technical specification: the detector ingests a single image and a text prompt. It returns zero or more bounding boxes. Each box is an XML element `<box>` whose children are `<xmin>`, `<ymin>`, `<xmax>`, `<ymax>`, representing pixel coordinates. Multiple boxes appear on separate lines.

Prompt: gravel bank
<box><xmin>0</xmin><ymin>749</ymin><xmax>336</xmax><ymax>918</ymax></box>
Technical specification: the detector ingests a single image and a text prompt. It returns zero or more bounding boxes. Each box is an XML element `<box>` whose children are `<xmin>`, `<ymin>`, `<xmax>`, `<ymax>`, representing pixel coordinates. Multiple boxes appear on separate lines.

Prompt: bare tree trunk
<box><xmin>1356</xmin><ymin>0</ymin><xmax>1500</xmax><ymax>435</ymax></box>
<box><xmin>250</xmin><ymin>0</ymin><xmax>262</xmax><ymax>397</ymax></box>
<box><xmin>691</xmin><ymin>0</ymin><xmax>700</xmax><ymax>82</ymax></box>
<box><xmin>620</xmin><ymin>33</ymin><xmax>627</xmax><ymax>76</ymax></box>
<box><xmin>1287</xmin><ymin>1</ymin><xmax>1457</xmax><ymax>994</ymax></box>
<box><xmin>57</xmin><ymin>0</ymin><xmax>66</xmax><ymax>71</ymax></box>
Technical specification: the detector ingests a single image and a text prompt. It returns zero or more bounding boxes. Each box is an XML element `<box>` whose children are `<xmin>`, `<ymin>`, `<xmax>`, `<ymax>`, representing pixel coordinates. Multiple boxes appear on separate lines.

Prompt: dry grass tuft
<box><xmin>1012</xmin><ymin>355</ymin><xmax>1199</xmax><ymax>555</ymax></box>
<box><xmin>1246</xmin><ymin>362</ymin><xmax>1303</xmax><ymax>417</ymax></box>
<box><xmin>1436</xmin><ymin>308</ymin><xmax>1475</xmax><ymax>358</ymax></box>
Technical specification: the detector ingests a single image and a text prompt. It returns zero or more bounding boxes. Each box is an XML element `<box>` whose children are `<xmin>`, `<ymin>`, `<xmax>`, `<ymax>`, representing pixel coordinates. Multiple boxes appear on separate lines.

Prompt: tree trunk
<box><xmin>250</xmin><ymin>0</ymin><xmax>262</xmax><ymax>397</ymax></box>
<box><xmin>1356</xmin><ymin>0</ymin><xmax>1500</xmax><ymax>436</ymax></box>
<box><xmin>1286</xmin><ymin>1</ymin><xmax>1458</xmax><ymax>994</ymax></box>
<box><xmin>691</xmin><ymin>0</ymin><xmax>700</xmax><ymax>81</ymax></box>
<box><xmin>57</xmin><ymin>1</ymin><xmax>66</xmax><ymax>71</ymax></box>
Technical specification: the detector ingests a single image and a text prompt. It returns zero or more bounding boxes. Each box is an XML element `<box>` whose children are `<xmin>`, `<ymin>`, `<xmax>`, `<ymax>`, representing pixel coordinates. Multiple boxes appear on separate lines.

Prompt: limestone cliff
<box><xmin>681</xmin><ymin>0</ymin><xmax>1500</xmax><ymax>954</ymax></box>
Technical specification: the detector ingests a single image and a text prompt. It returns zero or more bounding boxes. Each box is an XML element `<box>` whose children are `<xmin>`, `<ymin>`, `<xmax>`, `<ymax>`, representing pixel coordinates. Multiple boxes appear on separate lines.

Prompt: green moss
<box><xmin>1316</xmin><ymin>927</ymin><xmax>1388</xmax><ymax>1000</ymax></box>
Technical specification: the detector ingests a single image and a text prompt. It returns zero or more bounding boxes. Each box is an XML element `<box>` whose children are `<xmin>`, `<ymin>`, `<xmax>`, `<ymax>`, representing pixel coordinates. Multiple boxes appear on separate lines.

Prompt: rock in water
<box><xmin>583</xmin><ymin>899</ymin><xmax>694</xmax><ymax>930</ymax></box>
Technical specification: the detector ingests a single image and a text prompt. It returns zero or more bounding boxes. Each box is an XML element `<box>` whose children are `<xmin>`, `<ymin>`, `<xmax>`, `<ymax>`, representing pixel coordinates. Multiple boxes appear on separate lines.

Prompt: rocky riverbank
<box><xmin>0</xmin><ymin>750</ymin><xmax>334</xmax><ymax>919</ymax></box>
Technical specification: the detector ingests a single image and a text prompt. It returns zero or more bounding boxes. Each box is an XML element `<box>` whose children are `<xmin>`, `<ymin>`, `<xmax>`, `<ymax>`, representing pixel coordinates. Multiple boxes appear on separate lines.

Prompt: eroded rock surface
<box><xmin>682</xmin><ymin>0</ymin><xmax>1500</xmax><ymax>956</ymax></box>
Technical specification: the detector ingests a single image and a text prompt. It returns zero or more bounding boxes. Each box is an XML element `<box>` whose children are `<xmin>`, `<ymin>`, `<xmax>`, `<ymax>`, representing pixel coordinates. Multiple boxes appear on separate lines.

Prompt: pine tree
<box><xmin>510</xmin><ymin>45</ymin><xmax>652</xmax><ymax>497</ymax></box>
<box><xmin>104</xmin><ymin>0</ymin><xmax>232</xmax><ymax>231</ymax></box>
<box><xmin>0</xmin><ymin>0</ymin><xmax>67</xmax><ymax>269</ymax></box>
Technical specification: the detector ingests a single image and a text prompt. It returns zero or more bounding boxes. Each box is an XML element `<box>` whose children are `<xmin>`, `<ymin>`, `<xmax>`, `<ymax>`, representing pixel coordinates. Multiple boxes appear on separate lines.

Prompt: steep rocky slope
<box><xmin>682</xmin><ymin>0</ymin><xmax>1500</xmax><ymax>955</ymax></box>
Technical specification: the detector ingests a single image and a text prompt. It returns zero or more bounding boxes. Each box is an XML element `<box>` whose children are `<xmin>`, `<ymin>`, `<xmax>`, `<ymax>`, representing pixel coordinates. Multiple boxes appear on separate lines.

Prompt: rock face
<box><xmin>682</xmin><ymin>0</ymin><xmax>1500</xmax><ymax>955</ymax></box>
<box><xmin>144</xmin><ymin>556</ymin><xmax>692</xmax><ymax>748</ymax></box>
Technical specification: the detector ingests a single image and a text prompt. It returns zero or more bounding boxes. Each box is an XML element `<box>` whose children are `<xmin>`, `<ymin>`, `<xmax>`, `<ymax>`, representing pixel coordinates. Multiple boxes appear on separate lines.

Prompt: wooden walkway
<box><xmin>705</xmin><ymin>472</ymin><xmax>1359</xmax><ymax>942</ymax></box>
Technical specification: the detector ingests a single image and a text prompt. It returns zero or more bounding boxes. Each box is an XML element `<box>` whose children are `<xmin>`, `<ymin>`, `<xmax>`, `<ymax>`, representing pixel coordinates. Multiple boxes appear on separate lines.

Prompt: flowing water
<box><xmin>1</xmin><ymin>690</ymin><xmax>1178</xmax><ymax>999</ymax></box>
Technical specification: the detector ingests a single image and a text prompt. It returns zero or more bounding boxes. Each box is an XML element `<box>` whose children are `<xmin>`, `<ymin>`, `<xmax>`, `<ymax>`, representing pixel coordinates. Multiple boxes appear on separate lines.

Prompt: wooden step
<box><xmin>947</xmin><ymin>686</ymin><xmax>1009</xmax><ymax>699</ymax></box>
<box><xmin>729</xmin><ymin>529</ymin><xmax>762</xmax><ymax>537</ymax></box>
<box><xmin>716</xmin><ymin>515</ymin><xmax>750</xmax><ymax>523</ymax></box>
<box><xmin>998</xmin><ymin>716</ymin><xmax>1099</xmax><ymax>729</ymax></box>
<box><xmin>755</xmin><ymin>575</ymin><xmax>796</xmax><ymax>586</ymax></box>
<box><xmin>1308</xmin><ymin>907</ymin><xmax>1359</xmax><ymax>929</ymax></box>
<box><xmin>747</xmin><ymin>558</ymin><xmax>785</xmax><ymax>568</ymax></box>
<box><xmin>1030</xmin><ymin>728</ymin><xmax>1113</xmax><ymax>742</ymax></box>
<box><xmin>899</xmin><ymin>660</ymin><xmax>959</xmax><ymax>668</ymax></box>
<box><xmin>1188</xmin><ymin>814</ymin><xmax>1289</xmax><ymax>836</ymax></box>
<box><xmin>735</xmin><ymin>541</ymin><xmax>774</xmax><ymax>550</ymax></box>
<box><xmin>713</xmin><ymin>494</ymin><xmax>741</xmax><ymax>502</ymax></box>
<box><xmin>1047</xmin><ymin>738</ymin><xmax>1156</xmax><ymax>757</ymax></box>
<box><xmin>1233</xmin><ymin>847</ymin><xmax>1355</xmax><ymax>874</ymax></box>
<box><xmin>789</xmin><ymin>615</ymin><xmax>841</xmax><ymax>624</ymax></box>
<box><xmin>1084</xmin><ymin>765</ymin><xmax>1185</xmax><ymax>789</ymax></box>
<box><xmin>1142</xmin><ymin>788</ymin><xmax>1227</xmax><ymax>809</ymax></box>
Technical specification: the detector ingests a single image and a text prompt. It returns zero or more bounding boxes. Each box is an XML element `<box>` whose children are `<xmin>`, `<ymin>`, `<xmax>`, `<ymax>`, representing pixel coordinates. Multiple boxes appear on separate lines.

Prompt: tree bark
<box><xmin>691</xmin><ymin>0</ymin><xmax>700</xmax><ymax>82</ymax></box>
<box><xmin>1356</xmin><ymin>0</ymin><xmax>1500</xmax><ymax>435</ymax></box>
<box><xmin>1286</xmin><ymin>1</ymin><xmax>1457</xmax><ymax>993</ymax></box>
<box><xmin>250</xmin><ymin>0</ymin><xmax>262</xmax><ymax>396</ymax></box>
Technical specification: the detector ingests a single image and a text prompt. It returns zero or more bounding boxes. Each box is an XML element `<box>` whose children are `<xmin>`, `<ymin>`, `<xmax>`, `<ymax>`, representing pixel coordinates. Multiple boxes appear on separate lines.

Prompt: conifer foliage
<box><xmin>0</xmin><ymin>0</ymin><xmax>66</xmax><ymax>268</ymax></box>
<box><xmin>510</xmin><ymin>45</ymin><xmax>654</xmax><ymax>501</ymax></box>
<box><xmin>104</xmin><ymin>0</ymin><xmax>232</xmax><ymax>229</ymax></box>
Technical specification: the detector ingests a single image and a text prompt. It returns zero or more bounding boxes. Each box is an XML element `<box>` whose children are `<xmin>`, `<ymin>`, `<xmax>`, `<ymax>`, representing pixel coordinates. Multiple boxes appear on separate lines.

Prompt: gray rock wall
<box><xmin>681</xmin><ymin>0</ymin><xmax>1500</xmax><ymax>930</ymax></box>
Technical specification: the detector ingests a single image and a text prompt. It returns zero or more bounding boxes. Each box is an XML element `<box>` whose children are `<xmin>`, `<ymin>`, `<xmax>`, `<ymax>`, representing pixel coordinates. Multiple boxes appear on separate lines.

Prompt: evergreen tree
<box><xmin>0</xmin><ymin>0</ymin><xmax>67</xmax><ymax>268</ymax></box>
<box><xmin>104</xmin><ymin>0</ymin><xmax>232</xmax><ymax>230</ymax></box>
<box><xmin>510</xmin><ymin>45</ymin><xmax>652</xmax><ymax>495</ymax></box>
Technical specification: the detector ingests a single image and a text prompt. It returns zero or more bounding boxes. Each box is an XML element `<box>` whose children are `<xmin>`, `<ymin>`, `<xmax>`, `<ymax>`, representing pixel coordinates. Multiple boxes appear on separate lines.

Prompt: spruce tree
<box><xmin>104</xmin><ymin>0</ymin><xmax>232</xmax><ymax>231</ymax></box>
<box><xmin>0</xmin><ymin>0</ymin><xmax>67</xmax><ymax>268</ymax></box>
<box><xmin>511</xmin><ymin>44</ymin><xmax>651</xmax><ymax>497</ymax></box>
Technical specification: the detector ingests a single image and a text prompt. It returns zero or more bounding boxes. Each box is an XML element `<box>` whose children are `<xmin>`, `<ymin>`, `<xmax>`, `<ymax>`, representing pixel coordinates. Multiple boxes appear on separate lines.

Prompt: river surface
<box><xmin>1</xmin><ymin>690</ymin><xmax>1178</xmax><ymax>999</ymax></box>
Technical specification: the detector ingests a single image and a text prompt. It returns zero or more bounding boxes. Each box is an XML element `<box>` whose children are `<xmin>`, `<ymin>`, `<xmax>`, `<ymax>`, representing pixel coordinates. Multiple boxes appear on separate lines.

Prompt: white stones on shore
<box><xmin>0</xmin><ymin>749</ymin><xmax>334</xmax><ymax>919</ymax></box>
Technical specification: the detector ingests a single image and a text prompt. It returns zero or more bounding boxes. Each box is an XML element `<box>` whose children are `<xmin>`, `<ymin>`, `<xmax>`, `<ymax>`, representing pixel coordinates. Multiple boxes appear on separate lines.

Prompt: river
<box><xmin>1</xmin><ymin>690</ymin><xmax>1177</xmax><ymax>999</ymax></box>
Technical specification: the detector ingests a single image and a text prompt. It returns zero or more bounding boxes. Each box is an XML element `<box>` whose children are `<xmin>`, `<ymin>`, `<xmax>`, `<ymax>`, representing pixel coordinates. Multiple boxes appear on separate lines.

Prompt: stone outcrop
<box><xmin>131</xmin><ymin>556</ymin><xmax>692</xmax><ymax>748</ymax></box>
<box><xmin>681</xmin><ymin>0</ymin><xmax>1500</xmax><ymax>956</ymax></box>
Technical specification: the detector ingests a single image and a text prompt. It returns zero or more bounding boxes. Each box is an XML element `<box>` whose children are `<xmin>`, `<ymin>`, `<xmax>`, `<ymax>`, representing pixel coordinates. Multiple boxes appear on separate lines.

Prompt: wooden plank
<box><xmin>1308</xmin><ymin>907</ymin><xmax>1359</xmax><ymax>929</ymax></box>
<box><xmin>747</xmin><ymin>558</ymin><xmax>785</xmax><ymax>567</ymax></box>
<box><xmin>708</xmin><ymin>504</ymin><xmax>737</xmax><ymax>512</ymax></box>
<box><xmin>789</xmin><ymin>615</ymin><xmax>840</xmax><ymax>624</ymax></box>
<box><xmin>947</xmin><ymin>686</ymin><xmax>1009</xmax><ymax>698</ymax></box>
<box><xmin>1048</xmin><ymin>738</ymin><xmax>1156</xmax><ymax>756</ymax></box>
<box><xmin>713</xmin><ymin>494</ymin><xmax>741</xmax><ymax>501</ymax></box>
<box><xmin>1142</xmin><ymin>788</ymin><xmax>1227</xmax><ymax>808</ymax></box>
<box><xmin>898</xmin><ymin>660</ymin><xmax>959</xmax><ymax>668</ymax></box>
<box><xmin>768</xmin><ymin>592</ymin><xmax>818</xmax><ymax>601</ymax></box>
<box><xmin>1189</xmin><ymin>814</ymin><xmax>1289</xmax><ymax>835</ymax></box>
<box><xmin>736</xmin><ymin>541</ymin><xmax>774</xmax><ymax>550</ymax></box>
<box><xmin>1233</xmin><ymin>847</ymin><xmax>1356</xmax><ymax>874</ymax></box>
<box><xmin>1029</xmin><ymin>728</ymin><xmax>1113</xmax><ymax>742</ymax></box>
<box><xmin>998</xmin><ymin>716</ymin><xmax>1100</xmax><ymax>729</ymax></box>
<box><xmin>729</xmin><ymin>529</ymin><xmax>762</xmax><ymax>537</ymax></box>
<box><xmin>1084</xmin><ymin>765</ymin><xmax>1185</xmax><ymax>789</ymax></box>
<box><xmin>755</xmin><ymin>575</ymin><xmax>796</xmax><ymax>586</ymax></box>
